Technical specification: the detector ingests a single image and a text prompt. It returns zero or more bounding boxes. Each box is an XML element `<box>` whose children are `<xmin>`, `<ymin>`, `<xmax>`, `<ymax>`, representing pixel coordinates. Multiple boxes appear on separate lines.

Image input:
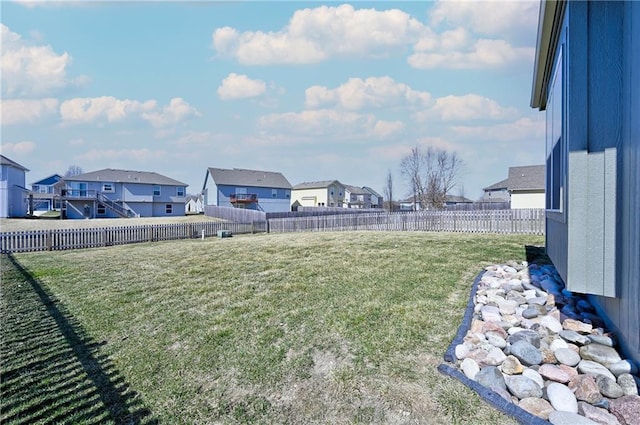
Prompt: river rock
<box><xmin>569</xmin><ymin>375</ymin><xmax>602</xmax><ymax>404</ymax></box>
<box><xmin>609</xmin><ymin>395</ymin><xmax>640</xmax><ymax>425</ymax></box>
<box><xmin>510</xmin><ymin>340</ymin><xmax>543</xmax><ymax>366</ymax></box>
<box><xmin>550</xmin><ymin>338</ymin><xmax>569</xmax><ymax>351</ymax></box>
<box><xmin>580</xmin><ymin>344</ymin><xmax>623</xmax><ymax>367</ymax></box>
<box><xmin>577</xmin><ymin>402</ymin><xmax>622</xmax><ymax>425</ymax></box>
<box><xmin>559</xmin><ymin>330</ymin><xmax>591</xmax><ymax>346</ymax></box>
<box><xmin>549</xmin><ymin>411</ymin><xmax>599</xmax><ymax>425</ymax></box>
<box><xmin>475</xmin><ymin>366</ymin><xmax>506</xmax><ymax>391</ymax></box>
<box><xmin>555</xmin><ymin>347</ymin><xmax>581</xmax><ymax>367</ymax></box>
<box><xmin>596</xmin><ymin>375</ymin><xmax>625</xmax><ymax>399</ymax></box>
<box><xmin>578</xmin><ymin>360</ymin><xmax>617</xmax><ymax>381</ymax></box>
<box><xmin>541</xmin><ymin>315</ymin><xmax>563</xmax><ymax>333</ymax></box>
<box><xmin>522</xmin><ymin>307</ymin><xmax>539</xmax><ymax>319</ymax></box>
<box><xmin>563</xmin><ymin>318</ymin><xmax>593</xmax><ymax>334</ymax></box>
<box><xmin>486</xmin><ymin>331</ymin><xmax>507</xmax><ymax>349</ymax></box>
<box><xmin>507</xmin><ymin>329</ymin><xmax>541</xmax><ymax>348</ymax></box>
<box><xmin>519</xmin><ymin>397</ymin><xmax>554</xmax><ymax>420</ymax></box>
<box><xmin>483</xmin><ymin>346</ymin><xmax>507</xmax><ymax>366</ymax></box>
<box><xmin>500</xmin><ymin>355</ymin><xmax>524</xmax><ymax>375</ymax></box>
<box><xmin>539</xmin><ymin>364</ymin><xmax>573</xmax><ymax>383</ymax></box>
<box><xmin>460</xmin><ymin>358</ymin><xmax>480</xmax><ymax>380</ymax></box>
<box><xmin>523</xmin><ymin>368</ymin><xmax>545</xmax><ymax>388</ymax></box>
<box><xmin>547</xmin><ymin>382</ymin><xmax>578</xmax><ymax>413</ymax></box>
<box><xmin>617</xmin><ymin>374</ymin><xmax>639</xmax><ymax>396</ymax></box>
<box><xmin>609</xmin><ymin>360</ymin><xmax>638</xmax><ymax>377</ymax></box>
<box><xmin>504</xmin><ymin>375</ymin><xmax>543</xmax><ymax>399</ymax></box>
<box><xmin>588</xmin><ymin>334</ymin><xmax>616</xmax><ymax>347</ymax></box>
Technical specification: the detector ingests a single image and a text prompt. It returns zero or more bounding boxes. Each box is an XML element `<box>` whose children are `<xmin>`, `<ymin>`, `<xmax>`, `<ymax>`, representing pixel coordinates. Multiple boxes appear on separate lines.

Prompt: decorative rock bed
<box><xmin>439</xmin><ymin>251</ymin><xmax>640</xmax><ymax>425</ymax></box>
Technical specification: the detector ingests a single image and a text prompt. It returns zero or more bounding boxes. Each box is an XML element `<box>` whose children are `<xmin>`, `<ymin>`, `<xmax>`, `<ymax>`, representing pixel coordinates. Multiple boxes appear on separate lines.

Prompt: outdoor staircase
<box><xmin>96</xmin><ymin>193</ymin><xmax>134</xmax><ymax>218</ymax></box>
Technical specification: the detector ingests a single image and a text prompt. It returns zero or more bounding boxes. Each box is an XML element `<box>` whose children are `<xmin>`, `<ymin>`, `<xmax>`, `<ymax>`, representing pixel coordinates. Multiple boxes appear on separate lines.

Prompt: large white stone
<box><xmin>549</xmin><ymin>411</ymin><xmax>599</xmax><ymax>425</ymax></box>
<box><xmin>541</xmin><ymin>315</ymin><xmax>563</xmax><ymax>333</ymax></box>
<box><xmin>547</xmin><ymin>382</ymin><xmax>578</xmax><ymax>413</ymax></box>
<box><xmin>577</xmin><ymin>360</ymin><xmax>617</xmax><ymax>382</ymax></box>
<box><xmin>460</xmin><ymin>358</ymin><xmax>480</xmax><ymax>380</ymax></box>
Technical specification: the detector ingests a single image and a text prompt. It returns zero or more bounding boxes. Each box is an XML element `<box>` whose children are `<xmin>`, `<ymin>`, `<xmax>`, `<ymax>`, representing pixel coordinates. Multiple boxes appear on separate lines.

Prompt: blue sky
<box><xmin>1</xmin><ymin>0</ymin><xmax>544</xmax><ymax>200</ymax></box>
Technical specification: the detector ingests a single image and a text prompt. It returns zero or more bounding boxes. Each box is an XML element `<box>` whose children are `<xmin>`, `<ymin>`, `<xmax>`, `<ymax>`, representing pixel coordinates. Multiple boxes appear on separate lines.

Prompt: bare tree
<box><xmin>64</xmin><ymin>165</ymin><xmax>83</xmax><ymax>177</ymax></box>
<box><xmin>383</xmin><ymin>169</ymin><xmax>394</xmax><ymax>211</ymax></box>
<box><xmin>399</xmin><ymin>146</ymin><xmax>463</xmax><ymax>210</ymax></box>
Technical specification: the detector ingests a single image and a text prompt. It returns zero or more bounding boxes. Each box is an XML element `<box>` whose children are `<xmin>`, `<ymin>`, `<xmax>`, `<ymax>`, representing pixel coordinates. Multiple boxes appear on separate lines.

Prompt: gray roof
<box><xmin>63</xmin><ymin>168</ymin><xmax>188</xmax><ymax>186</ymax></box>
<box><xmin>507</xmin><ymin>165</ymin><xmax>545</xmax><ymax>191</ymax></box>
<box><xmin>207</xmin><ymin>167</ymin><xmax>291</xmax><ymax>189</ymax></box>
<box><xmin>483</xmin><ymin>165</ymin><xmax>545</xmax><ymax>192</ymax></box>
<box><xmin>344</xmin><ymin>184</ymin><xmax>368</xmax><ymax>195</ymax></box>
<box><xmin>362</xmin><ymin>186</ymin><xmax>382</xmax><ymax>198</ymax></box>
<box><xmin>0</xmin><ymin>155</ymin><xmax>29</xmax><ymax>172</ymax></box>
<box><xmin>293</xmin><ymin>180</ymin><xmax>342</xmax><ymax>190</ymax></box>
<box><xmin>445</xmin><ymin>195</ymin><xmax>473</xmax><ymax>203</ymax></box>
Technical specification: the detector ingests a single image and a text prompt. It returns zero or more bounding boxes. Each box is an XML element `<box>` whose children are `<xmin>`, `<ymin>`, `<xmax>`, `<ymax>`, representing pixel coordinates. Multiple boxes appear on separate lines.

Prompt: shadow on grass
<box><xmin>1</xmin><ymin>254</ymin><xmax>156</xmax><ymax>425</ymax></box>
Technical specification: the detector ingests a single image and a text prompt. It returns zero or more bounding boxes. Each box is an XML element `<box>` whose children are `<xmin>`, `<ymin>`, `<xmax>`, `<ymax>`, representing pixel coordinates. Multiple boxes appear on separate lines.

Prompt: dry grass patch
<box><xmin>3</xmin><ymin>231</ymin><xmax>543</xmax><ymax>424</ymax></box>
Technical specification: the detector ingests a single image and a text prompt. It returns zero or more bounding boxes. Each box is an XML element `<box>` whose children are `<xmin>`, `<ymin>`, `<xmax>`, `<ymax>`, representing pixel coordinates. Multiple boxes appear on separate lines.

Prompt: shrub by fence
<box><xmin>0</xmin><ymin>221</ymin><xmax>266</xmax><ymax>253</ymax></box>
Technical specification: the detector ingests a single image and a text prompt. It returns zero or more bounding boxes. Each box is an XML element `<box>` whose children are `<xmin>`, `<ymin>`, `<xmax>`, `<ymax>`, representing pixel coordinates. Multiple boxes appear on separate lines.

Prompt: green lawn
<box><xmin>1</xmin><ymin>231</ymin><xmax>544</xmax><ymax>424</ymax></box>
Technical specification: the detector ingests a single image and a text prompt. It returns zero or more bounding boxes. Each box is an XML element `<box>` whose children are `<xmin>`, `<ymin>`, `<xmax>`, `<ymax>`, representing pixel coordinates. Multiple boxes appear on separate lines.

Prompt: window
<box><xmin>153</xmin><ymin>185</ymin><xmax>161</xmax><ymax>196</ymax></box>
<box><xmin>286</xmin><ymin>191</ymin><xmax>290</xmax><ymax>199</ymax></box>
<box><xmin>176</xmin><ymin>186</ymin><xmax>185</xmax><ymax>197</ymax></box>
<box><xmin>97</xmin><ymin>205</ymin><xmax>106</xmax><ymax>215</ymax></box>
<box><xmin>102</xmin><ymin>183</ymin><xmax>114</xmax><ymax>193</ymax></box>
<box><xmin>545</xmin><ymin>41</ymin><xmax>566</xmax><ymax>213</ymax></box>
<box><xmin>272</xmin><ymin>189</ymin><xmax>277</xmax><ymax>198</ymax></box>
<box><xmin>165</xmin><ymin>204</ymin><xmax>173</xmax><ymax>214</ymax></box>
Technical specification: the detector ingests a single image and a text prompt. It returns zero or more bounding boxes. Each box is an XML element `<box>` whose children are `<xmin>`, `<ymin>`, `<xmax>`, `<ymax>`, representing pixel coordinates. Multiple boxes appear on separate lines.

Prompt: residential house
<box><xmin>291</xmin><ymin>180</ymin><xmax>345</xmax><ymax>208</ymax></box>
<box><xmin>185</xmin><ymin>194</ymin><xmax>204</xmax><ymax>214</ymax></box>
<box><xmin>531</xmin><ymin>1</ymin><xmax>639</xmax><ymax>364</ymax></box>
<box><xmin>444</xmin><ymin>195</ymin><xmax>473</xmax><ymax>207</ymax></box>
<box><xmin>0</xmin><ymin>155</ymin><xmax>29</xmax><ymax>218</ymax></box>
<box><xmin>30</xmin><ymin>174</ymin><xmax>63</xmax><ymax>213</ymax></box>
<box><xmin>344</xmin><ymin>185</ymin><xmax>371</xmax><ymax>209</ymax></box>
<box><xmin>61</xmin><ymin>168</ymin><xmax>188</xmax><ymax>219</ymax></box>
<box><xmin>482</xmin><ymin>165</ymin><xmax>545</xmax><ymax>209</ymax></box>
<box><xmin>202</xmin><ymin>167</ymin><xmax>292</xmax><ymax>213</ymax></box>
<box><xmin>363</xmin><ymin>186</ymin><xmax>383</xmax><ymax>208</ymax></box>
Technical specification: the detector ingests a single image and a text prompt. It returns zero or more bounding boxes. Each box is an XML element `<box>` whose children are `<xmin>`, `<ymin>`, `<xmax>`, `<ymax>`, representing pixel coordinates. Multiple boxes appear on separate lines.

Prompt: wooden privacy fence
<box><xmin>267</xmin><ymin>209</ymin><xmax>545</xmax><ymax>235</ymax></box>
<box><xmin>0</xmin><ymin>221</ymin><xmax>267</xmax><ymax>253</ymax></box>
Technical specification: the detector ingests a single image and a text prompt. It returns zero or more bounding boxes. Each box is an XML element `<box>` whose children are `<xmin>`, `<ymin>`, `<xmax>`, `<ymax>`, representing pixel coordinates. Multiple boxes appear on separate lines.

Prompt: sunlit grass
<box><xmin>3</xmin><ymin>231</ymin><xmax>543</xmax><ymax>424</ymax></box>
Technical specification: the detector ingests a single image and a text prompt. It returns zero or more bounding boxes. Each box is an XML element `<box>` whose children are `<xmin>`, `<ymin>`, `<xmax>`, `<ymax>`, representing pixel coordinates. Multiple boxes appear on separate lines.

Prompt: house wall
<box><xmin>291</xmin><ymin>188</ymin><xmax>328</xmax><ymax>207</ymax></box>
<box><xmin>214</xmin><ymin>184</ymin><xmax>291</xmax><ymax>212</ymax></box>
<box><xmin>0</xmin><ymin>164</ymin><xmax>28</xmax><ymax>218</ymax></box>
<box><xmin>510</xmin><ymin>192</ymin><xmax>545</xmax><ymax>209</ymax></box>
<box><xmin>483</xmin><ymin>188</ymin><xmax>510</xmax><ymax>203</ymax></box>
<box><xmin>588</xmin><ymin>0</ymin><xmax>640</xmax><ymax>366</ymax></box>
<box><xmin>544</xmin><ymin>1</ymin><xmax>640</xmax><ymax>364</ymax></box>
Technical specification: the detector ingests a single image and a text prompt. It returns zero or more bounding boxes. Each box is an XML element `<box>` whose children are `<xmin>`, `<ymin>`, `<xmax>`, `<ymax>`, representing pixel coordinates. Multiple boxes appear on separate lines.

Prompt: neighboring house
<box><xmin>444</xmin><ymin>195</ymin><xmax>473</xmax><ymax>207</ymax></box>
<box><xmin>344</xmin><ymin>185</ymin><xmax>371</xmax><ymax>209</ymax></box>
<box><xmin>202</xmin><ymin>167</ymin><xmax>292</xmax><ymax>213</ymax></box>
<box><xmin>291</xmin><ymin>180</ymin><xmax>345</xmax><ymax>208</ymax></box>
<box><xmin>363</xmin><ymin>186</ymin><xmax>383</xmax><ymax>208</ymax></box>
<box><xmin>482</xmin><ymin>165</ymin><xmax>545</xmax><ymax>209</ymax></box>
<box><xmin>30</xmin><ymin>174</ymin><xmax>63</xmax><ymax>213</ymax></box>
<box><xmin>185</xmin><ymin>194</ymin><xmax>204</xmax><ymax>214</ymax></box>
<box><xmin>61</xmin><ymin>168</ymin><xmax>188</xmax><ymax>219</ymax></box>
<box><xmin>0</xmin><ymin>155</ymin><xmax>29</xmax><ymax>218</ymax></box>
<box><xmin>531</xmin><ymin>1</ymin><xmax>639</xmax><ymax>364</ymax></box>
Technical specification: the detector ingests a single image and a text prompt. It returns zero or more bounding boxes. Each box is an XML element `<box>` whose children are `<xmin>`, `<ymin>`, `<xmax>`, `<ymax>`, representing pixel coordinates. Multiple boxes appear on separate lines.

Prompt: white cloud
<box><xmin>408</xmin><ymin>38</ymin><xmax>534</xmax><ymax>70</ymax></box>
<box><xmin>0</xmin><ymin>98</ymin><xmax>58</xmax><ymax>125</ymax></box>
<box><xmin>60</xmin><ymin>96</ymin><xmax>156</xmax><ymax>125</ymax></box>
<box><xmin>0</xmin><ymin>141</ymin><xmax>37</xmax><ymax>155</ymax></box>
<box><xmin>429</xmin><ymin>0</ymin><xmax>539</xmax><ymax>38</ymax></box>
<box><xmin>68</xmin><ymin>138</ymin><xmax>84</xmax><ymax>146</ymax></box>
<box><xmin>257</xmin><ymin>109</ymin><xmax>402</xmax><ymax>140</ymax></box>
<box><xmin>451</xmin><ymin>117</ymin><xmax>545</xmax><ymax>141</ymax></box>
<box><xmin>305</xmin><ymin>76</ymin><xmax>431</xmax><ymax>110</ymax></box>
<box><xmin>1</xmin><ymin>24</ymin><xmax>85</xmax><ymax>97</ymax></box>
<box><xmin>414</xmin><ymin>94</ymin><xmax>518</xmax><ymax>122</ymax></box>
<box><xmin>217</xmin><ymin>73</ymin><xmax>266</xmax><ymax>100</ymax></box>
<box><xmin>141</xmin><ymin>98</ymin><xmax>201</xmax><ymax>128</ymax></box>
<box><xmin>171</xmin><ymin>131</ymin><xmax>214</xmax><ymax>147</ymax></box>
<box><xmin>212</xmin><ymin>4</ymin><xmax>425</xmax><ymax>65</ymax></box>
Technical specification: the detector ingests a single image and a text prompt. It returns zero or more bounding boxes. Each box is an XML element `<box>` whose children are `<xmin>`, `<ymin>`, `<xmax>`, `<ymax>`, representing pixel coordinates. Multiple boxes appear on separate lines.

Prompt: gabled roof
<box><xmin>206</xmin><ymin>167</ymin><xmax>292</xmax><ymax>189</ymax></box>
<box><xmin>483</xmin><ymin>165</ymin><xmax>545</xmax><ymax>192</ymax></box>
<box><xmin>64</xmin><ymin>168</ymin><xmax>188</xmax><ymax>186</ymax></box>
<box><xmin>293</xmin><ymin>180</ymin><xmax>343</xmax><ymax>190</ymax></box>
<box><xmin>508</xmin><ymin>165</ymin><xmax>545</xmax><ymax>191</ymax></box>
<box><xmin>362</xmin><ymin>186</ymin><xmax>382</xmax><ymax>198</ymax></box>
<box><xmin>445</xmin><ymin>195</ymin><xmax>473</xmax><ymax>203</ymax></box>
<box><xmin>0</xmin><ymin>155</ymin><xmax>29</xmax><ymax>172</ymax></box>
<box><xmin>32</xmin><ymin>174</ymin><xmax>62</xmax><ymax>186</ymax></box>
<box><xmin>483</xmin><ymin>178</ymin><xmax>509</xmax><ymax>191</ymax></box>
<box><xmin>344</xmin><ymin>184</ymin><xmax>368</xmax><ymax>195</ymax></box>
